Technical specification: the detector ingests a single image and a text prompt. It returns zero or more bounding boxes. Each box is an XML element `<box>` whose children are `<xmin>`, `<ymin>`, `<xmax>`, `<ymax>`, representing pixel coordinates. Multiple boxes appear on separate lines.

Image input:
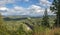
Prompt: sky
<box><xmin>0</xmin><ymin>0</ymin><xmax>54</xmax><ymax>16</ymax></box>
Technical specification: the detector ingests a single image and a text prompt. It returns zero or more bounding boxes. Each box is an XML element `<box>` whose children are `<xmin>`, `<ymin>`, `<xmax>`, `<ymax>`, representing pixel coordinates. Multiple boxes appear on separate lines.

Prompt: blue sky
<box><xmin>0</xmin><ymin>0</ymin><xmax>54</xmax><ymax>16</ymax></box>
<box><xmin>5</xmin><ymin>0</ymin><xmax>53</xmax><ymax>8</ymax></box>
<box><xmin>5</xmin><ymin>0</ymin><xmax>39</xmax><ymax>8</ymax></box>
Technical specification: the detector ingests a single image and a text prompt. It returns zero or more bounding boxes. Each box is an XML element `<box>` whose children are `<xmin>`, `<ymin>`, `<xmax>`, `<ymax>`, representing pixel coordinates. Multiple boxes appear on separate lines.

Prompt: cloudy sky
<box><xmin>0</xmin><ymin>0</ymin><xmax>54</xmax><ymax>16</ymax></box>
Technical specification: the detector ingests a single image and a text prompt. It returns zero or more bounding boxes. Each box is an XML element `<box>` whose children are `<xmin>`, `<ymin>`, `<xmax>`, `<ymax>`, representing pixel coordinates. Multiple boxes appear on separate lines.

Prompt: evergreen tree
<box><xmin>42</xmin><ymin>8</ymin><xmax>49</xmax><ymax>27</ymax></box>
<box><xmin>50</xmin><ymin>0</ymin><xmax>60</xmax><ymax>27</ymax></box>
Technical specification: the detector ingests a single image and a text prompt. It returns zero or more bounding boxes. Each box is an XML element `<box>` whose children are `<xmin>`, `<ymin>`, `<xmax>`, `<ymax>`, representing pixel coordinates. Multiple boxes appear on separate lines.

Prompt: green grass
<box><xmin>0</xmin><ymin>17</ymin><xmax>56</xmax><ymax>35</ymax></box>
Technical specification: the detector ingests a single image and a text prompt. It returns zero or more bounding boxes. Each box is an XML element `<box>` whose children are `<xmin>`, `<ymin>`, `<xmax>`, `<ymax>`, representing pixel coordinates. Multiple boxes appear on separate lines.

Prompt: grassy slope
<box><xmin>1</xmin><ymin>16</ymin><xmax>60</xmax><ymax>35</ymax></box>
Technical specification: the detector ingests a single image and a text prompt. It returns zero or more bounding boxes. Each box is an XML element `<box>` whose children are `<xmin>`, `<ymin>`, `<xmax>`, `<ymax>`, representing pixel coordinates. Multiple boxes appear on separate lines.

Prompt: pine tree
<box><xmin>42</xmin><ymin>8</ymin><xmax>49</xmax><ymax>27</ymax></box>
<box><xmin>50</xmin><ymin>0</ymin><xmax>60</xmax><ymax>27</ymax></box>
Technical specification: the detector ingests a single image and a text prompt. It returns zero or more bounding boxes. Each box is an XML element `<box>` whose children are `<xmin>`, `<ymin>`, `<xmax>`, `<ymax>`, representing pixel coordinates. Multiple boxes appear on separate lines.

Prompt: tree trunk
<box><xmin>55</xmin><ymin>12</ymin><xmax>60</xmax><ymax>27</ymax></box>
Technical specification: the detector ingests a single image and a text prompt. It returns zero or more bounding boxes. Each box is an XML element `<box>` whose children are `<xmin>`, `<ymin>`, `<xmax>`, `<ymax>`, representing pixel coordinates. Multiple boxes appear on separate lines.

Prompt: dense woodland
<box><xmin>0</xmin><ymin>0</ymin><xmax>60</xmax><ymax>35</ymax></box>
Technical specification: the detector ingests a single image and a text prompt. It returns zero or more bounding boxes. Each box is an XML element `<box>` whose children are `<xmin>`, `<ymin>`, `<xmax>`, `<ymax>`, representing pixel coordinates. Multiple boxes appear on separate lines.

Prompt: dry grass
<box><xmin>48</xmin><ymin>28</ymin><xmax>60</xmax><ymax>35</ymax></box>
<box><xmin>32</xmin><ymin>28</ymin><xmax>60</xmax><ymax>35</ymax></box>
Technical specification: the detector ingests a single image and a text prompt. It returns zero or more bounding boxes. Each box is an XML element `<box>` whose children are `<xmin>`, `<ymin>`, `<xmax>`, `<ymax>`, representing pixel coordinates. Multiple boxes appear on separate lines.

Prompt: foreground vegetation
<box><xmin>1</xmin><ymin>15</ymin><xmax>59</xmax><ymax>35</ymax></box>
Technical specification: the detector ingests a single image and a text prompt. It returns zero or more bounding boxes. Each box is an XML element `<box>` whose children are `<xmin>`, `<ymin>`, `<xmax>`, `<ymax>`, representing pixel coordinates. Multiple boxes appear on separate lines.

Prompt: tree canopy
<box><xmin>50</xmin><ymin>0</ymin><xmax>60</xmax><ymax>27</ymax></box>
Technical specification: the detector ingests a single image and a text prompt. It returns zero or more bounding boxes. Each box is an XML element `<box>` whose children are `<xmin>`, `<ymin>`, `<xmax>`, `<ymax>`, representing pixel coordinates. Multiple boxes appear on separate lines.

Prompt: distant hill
<box><xmin>3</xmin><ymin>15</ymin><xmax>56</xmax><ymax>21</ymax></box>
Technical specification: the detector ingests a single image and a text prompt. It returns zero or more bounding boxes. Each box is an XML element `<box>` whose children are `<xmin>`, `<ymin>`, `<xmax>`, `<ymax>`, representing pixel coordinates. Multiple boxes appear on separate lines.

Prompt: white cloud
<box><xmin>1</xmin><ymin>4</ymin><xmax>54</xmax><ymax>16</ymax></box>
<box><xmin>0</xmin><ymin>7</ymin><xmax>8</xmax><ymax>10</ymax></box>
<box><xmin>0</xmin><ymin>7</ymin><xmax>8</xmax><ymax>14</ymax></box>
<box><xmin>24</xmin><ymin>0</ymin><xmax>29</xmax><ymax>2</ymax></box>
<box><xmin>13</xmin><ymin>5</ymin><xmax>44</xmax><ymax>15</ymax></box>
<box><xmin>0</xmin><ymin>0</ymin><xmax>29</xmax><ymax>7</ymax></box>
<box><xmin>0</xmin><ymin>0</ymin><xmax>14</xmax><ymax>6</ymax></box>
<box><xmin>14</xmin><ymin>6</ymin><xmax>25</xmax><ymax>11</ymax></box>
<box><xmin>39</xmin><ymin>0</ymin><xmax>52</xmax><ymax>7</ymax></box>
<box><xmin>1</xmin><ymin>5</ymin><xmax>45</xmax><ymax>16</ymax></box>
<box><xmin>28</xmin><ymin>5</ymin><xmax>44</xmax><ymax>15</ymax></box>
